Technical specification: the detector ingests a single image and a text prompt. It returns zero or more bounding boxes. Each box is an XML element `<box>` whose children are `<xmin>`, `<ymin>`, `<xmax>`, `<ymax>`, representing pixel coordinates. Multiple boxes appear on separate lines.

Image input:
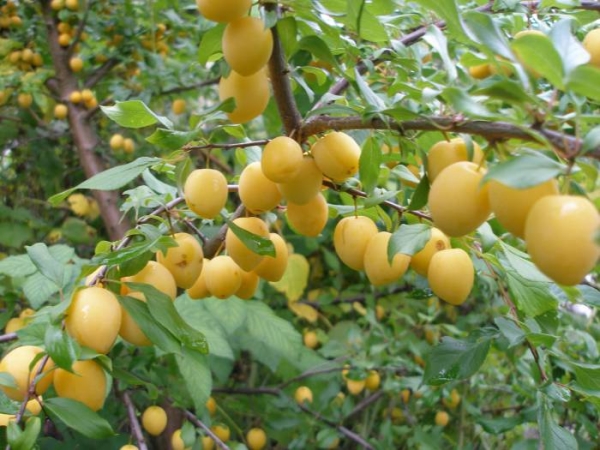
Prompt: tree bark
<box><xmin>40</xmin><ymin>0</ymin><xmax>130</xmax><ymax>241</ymax></box>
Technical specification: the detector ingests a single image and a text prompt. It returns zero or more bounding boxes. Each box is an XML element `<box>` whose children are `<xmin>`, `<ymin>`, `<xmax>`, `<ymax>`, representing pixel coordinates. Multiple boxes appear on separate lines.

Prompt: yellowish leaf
<box><xmin>269</xmin><ymin>253</ymin><xmax>309</xmax><ymax>302</ymax></box>
<box><xmin>288</xmin><ymin>301</ymin><xmax>319</xmax><ymax>323</ymax></box>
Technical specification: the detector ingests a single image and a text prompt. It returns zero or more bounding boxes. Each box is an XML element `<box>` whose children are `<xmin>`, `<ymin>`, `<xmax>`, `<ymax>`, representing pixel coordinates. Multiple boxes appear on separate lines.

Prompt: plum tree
<box><xmin>0</xmin><ymin>1</ymin><xmax>598</xmax><ymax>449</ymax></box>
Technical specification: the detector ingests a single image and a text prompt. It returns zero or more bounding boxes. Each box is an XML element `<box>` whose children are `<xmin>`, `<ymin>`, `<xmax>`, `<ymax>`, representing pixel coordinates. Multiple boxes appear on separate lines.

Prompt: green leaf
<box><xmin>494</xmin><ymin>317</ymin><xmax>525</xmax><ymax>348</ymax></box>
<box><xmin>359</xmin><ymin>137</ymin><xmax>383</xmax><ymax>193</ymax></box>
<box><xmin>423</xmin><ymin>25</ymin><xmax>456</xmax><ymax>82</ymax></box>
<box><xmin>198</xmin><ymin>24</ymin><xmax>225</xmax><ymax>65</ymax></box>
<box><xmin>442</xmin><ymin>87</ymin><xmax>496</xmax><ymax>119</ymax></box>
<box><xmin>538</xmin><ymin>396</ymin><xmax>578</xmax><ymax>450</ymax></box>
<box><xmin>176</xmin><ymin>350</ymin><xmax>212</xmax><ymax>412</ymax></box>
<box><xmin>463</xmin><ymin>11</ymin><xmax>513</xmax><ymax>59</ymax></box>
<box><xmin>44</xmin><ymin>324</ymin><xmax>79</xmax><ymax>371</ymax></box>
<box><xmin>476</xmin><ymin>416</ymin><xmax>522</xmax><ymax>435</ymax></box>
<box><xmin>511</xmin><ymin>33</ymin><xmax>564</xmax><ymax>88</ymax></box>
<box><xmin>126</xmin><ymin>283</ymin><xmax>208</xmax><ymax>354</ymax></box>
<box><xmin>49</xmin><ymin>157</ymin><xmax>162</xmax><ymax>205</ymax></box>
<box><xmin>146</xmin><ymin>128</ymin><xmax>202</xmax><ymax>151</ymax></box>
<box><xmin>240</xmin><ymin>301</ymin><xmax>303</xmax><ymax>370</ymax></box>
<box><xmin>8</xmin><ymin>416</ymin><xmax>41</xmax><ymax>450</ymax></box>
<box><xmin>578</xmin><ymin>285</ymin><xmax>600</xmax><ymax>308</ymax></box>
<box><xmin>298</xmin><ymin>36</ymin><xmax>339</xmax><ymax>69</ymax></box>
<box><xmin>500</xmin><ymin>242</ymin><xmax>550</xmax><ymax>282</ymax></box>
<box><xmin>423</xmin><ymin>332</ymin><xmax>495</xmax><ymax>385</ymax></box>
<box><xmin>354</xmin><ymin>67</ymin><xmax>385</xmax><ymax>111</ymax></box>
<box><xmin>0</xmin><ymin>255</ymin><xmax>36</xmax><ymax>278</ymax></box>
<box><xmin>44</xmin><ymin>398</ymin><xmax>115</xmax><ymax>439</ymax></box>
<box><xmin>570</xmin><ymin>363</ymin><xmax>600</xmax><ymax>392</ymax></box>
<box><xmin>23</xmin><ymin>272</ymin><xmax>60</xmax><ymax>308</ymax></box>
<box><xmin>202</xmin><ymin>297</ymin><xmax>247</xmax><ymax>335</ymax></box>
<box><xmin>388</xmin><ymin>224</ymin><xmax>431</xmax><ymax>261</ymax></box>
<box><xmin>0</xmin><ymin>374</ymin><xmax>18</xmax><ymax>390</ymax></box>
<box><xmin>566</xmin><ymin>65</ymin><xmax>600</xmax><ymax>101</ymax></box>
<box><xmin>582</xmin><ymin>126</ymin><xmax>600</xmax><ymax>155</ymax></box>
<box><xmin>549</xmin><ymin>19</ymin><xmax>590</xmax><ymax>74</ymax></box>
<box><xmin>473</xmin><ymin>79</ymin><xmax>532</xmax><ymax>104</ymax></box>
<box><xmin>483</xmin><ymin>152</ymin><xmax>567</xmax><ymax>189</ymax></box>
<box><xmin>227</xmin><ymin>220</ymin><xmax>275</xmax><ymax>257</ymax></box>
<box><xmin>25</xmin><ymin>243</ymin><xmax>64</xmax><ymax>288</ymax></box>
<box><xmin>100</xmin><ymin>100</ymin><xmax>172</xmax><ymax>129</ymax></box>
<box><xmin>117</xmin><ymin>295</ymin><xmax>182</xmax><ymax>355</ymax></box>
<box><xmin>408</xmin><ymin>175</ymin><xmax>430</xmax><ymax>211</ymax></box>
<box><xmin>506</xmin><ymin>271</ymin><xmax>558</xmax><ymax>317</ymax></box>
<box><xmin>347</xmin><ymin>1</ymin><xmax>388</xmax><ymax>43</ymax></box>
<box><xmin>414</xmin><ymin>0</ymin><xmax>468</xmax><ymax>42</ymax></box>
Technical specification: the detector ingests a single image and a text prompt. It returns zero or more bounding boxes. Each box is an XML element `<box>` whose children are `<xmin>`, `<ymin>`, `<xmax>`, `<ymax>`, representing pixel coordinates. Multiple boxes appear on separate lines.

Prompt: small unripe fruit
<box><xmin>205</xmin><ymin>396</ymin><xmax>217</xmax><ymax>416</ymax></box>
<box><xmin>435</xmin><ymin>411</ymin><xmax>450</xmax><ymax>427</ymax></box>
<box><xmin>525</xmin><ymin>195</ymin><xmax>599</xmax><ymax>285</ymax></box>
<box><xmin>68</xmin><ymin>193</ymin><xmax>90</xmax><ymax>216</ymax></box>
<box><xmin>218</xmin><ymin>69</ymin><xmax>269</xmax><ymax>124</ymax></box>
<box><xmin>287</xmin><ymin>193</ymin><xmax>329</xmax><ymax>237</ymax></box>
<box><xmin>186</xmin><ymin>259</ymin><xmax>210</xmax><ymax>300</ymax></box>
<box><xmin>277</xmin><ymin>156</ymin><xmax>323</xmax><ymax>205</ymax></box>
<box><xmin>142</xmin><ymin>406</ymin><xmax>168</xmax><ymax>436</ymax></box>
<box><xmin>123</xmin><ymin>138</ymin><xmax>135</xmax><ymax>154</ymax></box>
<box><xmin>54</xmin><ymin>360</ymin><xmax>107</xmax><ymax>411</ymax></box>
<box><xmin>364</xmin><ymin>231</ymin><xmax>410</xmax><ymax>286</ymax></box>
<box><xmin>583</xmin><ymin>28</ymin><xmax>600</xmax><ymax>68</ymax></box>
<box><xmin>70</xmin><ymin>91</ymin><xmax>82</xmax><ymax>103</ymax></box>
<box><xmin>238</xmin><ymin>162</ymin><xmax>282</xmax><ymax>214</ymax></box>
<box><xmin>428</xmin><ymin>162</ymin><xmax>491</xmax><ymax>237</ymax></box>
<box><xmin>426</xmin><ymin>138</ymin><xmax>485</xmax><ymax>182</ymax></box>
<box><xmin>226</xmin><ymin>217</ymin><xmax>270</xmax><ymax>271</ymax></box>
<box><xmin>204</xmin><ymin>255</ymin><xmax>243</xmax><ymax>299</ymax></box>
<box><xmin>294</xmin><ymin>386</ymin><xmax>313</xmax><ymax>404</ymax></box>
<box><xmin>196</xmin><ymin>0</ymin><xmax>251</xmax><ymax>23</ymax></box>
<box><xmin>171</xmin><ymin>429</ymin><xmax>190</xmax><ymax>450</ymax></box>
<box><xmin>346</xmin><ymin>378</ymin><xmax>366</xmax><ymax>395</ymax></box>
<box><xmin>66</xmin><ymin>287</ymin><xmax>122</xmax><ymax>354</ymax></box>
<box><xmin>80</xmin><ymin>89</ymin><xmax>94</xmax><ymax>102</ymax></box>
<box><xmin>364</xmin><ymin>370</ymin><xmax>381</xmax><ymax>391</ymax></box>
<box><xmin>427</xmin><ymin>249</ymin><xmax>474</xmax><ymax>306</ymax></box>
<box><xmin>0</xmin><ymin>346</ymin><xmax>54</xmax><ymax>401</ymax></box>
<box><xmin>172</xmin><ymin>98</ymin><xmax>186</xmax><ymax>115</ymax></box>
<box><xmin>223</xmin><ymin>17</ymin><xmax>273</xmax><ymax>76</ymax></box>
<box><xmin>201</xmin><ymin>436</ymin><xmax>215</xmax><ymax>450</ymax></box>
<box><xmin>261</xmin><ymin>136</ymin><xmax>303</xmax><ymax>182</ymax></box>
<box><xmin>410</xmin><ymin>228</ymin><xmax>451</xmax><ymax>276</ymax></box>
<box><xmin>303</xmin><ymin>331</ymin><xmax>319</xmax><ymax>349</ymax></box>
<box><xmin>311</xmin><ymin>132</ymin><xmax>361</xmax><ymax>182</ymax></box>
<box><xmin>469</xmin><ymin>63</ymin><xmax>492</xmax><ymax>79</ymax></box>
<box><xmin>69</xmin><ymin>57</ymin><xmax>83</xmax><ymax>72</ymax></box>
<box><xmin>488</xmin><ymin>179</ymin><xmax>559</xmax><ymax>239</ymax></box>
<box><xmin>184</xmin><ymin>169</ymin><xmax>228</xmax><ymax>219</ymax></box>
<box><xmin>333</xmin><ymin>216</ymin><xmax>378</xmax><ymax>271</ymax></box>
<box><xmin>254</xmin><ymin>233</ymin><xmax>289</xmax><ymax>282</ymax></box>
<box><xmin>246</xmin><ymin>427</ymin><xmax>267</xmax><ymax>450</ymax></box>
<box><xmin>54</xmin><ymin>103</ymin><xmax>68</xmax><ymax>120</ymax></box>
<box><xmin>211</xmin><ymin>424</ymin><xmax>230</xmax><ymax>443</ymax></box>
<box><xmin>157</xmin><ymin>232</ymin><xmax>204</xmax><ymax>289</ymax></box>
<box><xmin>17</xmin><ymin>93</ymin><xmax>32</xmax><ymax>108</ymax></box>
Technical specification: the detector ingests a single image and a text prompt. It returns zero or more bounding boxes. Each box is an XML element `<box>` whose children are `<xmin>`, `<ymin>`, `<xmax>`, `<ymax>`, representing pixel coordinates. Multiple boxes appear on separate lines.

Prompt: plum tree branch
<box><xmin>300</xmin><ymin>115</ymin><xmax>592</xmax><ymax>160</ymax></box>
<box><xmin>161</xmin><ymin>78</ymin><xmax>220</xmax><ymax>95</ymax></box>
<box><xmin>183</xmin><ymin>410</ymin><xmax>230</xmax><ymax>450</ymax></box>
<box><xmin>85</xmin><ymin>57</ymin><xmax>120</xmax><ymax>89</ymax></box>
<box><xmin>0</xmin><ymin>333</ymin><xmax>18</xmax><ymax>344</ymax></box>
<box><xmin>120</xmin><ymin>388</ymin><xmax>148</xmax><ymax>450</ymax></box>
<box><xmin>266</xmin><ymin>4</ymin><xmax>302</xmax><ymax>137</ymax></box>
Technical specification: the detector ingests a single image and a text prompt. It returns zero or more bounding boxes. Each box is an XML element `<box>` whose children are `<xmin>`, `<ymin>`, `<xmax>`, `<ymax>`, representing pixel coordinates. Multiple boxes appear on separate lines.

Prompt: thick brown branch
<box><xmin>266</xmin><ymin>5</ymin><xmax>302</xmax><ymax>136</ymax></box>
<box><xmin>40</xmin><ymin>1</ymin><xmax>130</xmax><ymax>240</ymax></box>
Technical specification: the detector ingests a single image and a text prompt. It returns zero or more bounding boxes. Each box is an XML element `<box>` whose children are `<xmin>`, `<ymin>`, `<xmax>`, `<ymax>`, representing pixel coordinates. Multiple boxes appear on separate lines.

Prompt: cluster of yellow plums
<box><xmin>195</xmin><ymin>0</ymin><xmax>273</xmax><ymax>123</ymax></box>
<box><xmin>0</xmin><ymin>1</ymin><xmax>22</xmax><ymax>29</ymax></box>
<box><xmin>426</xmin><ymin>137</ymin><xmax>599</xmax><ymax>288</ymax></box>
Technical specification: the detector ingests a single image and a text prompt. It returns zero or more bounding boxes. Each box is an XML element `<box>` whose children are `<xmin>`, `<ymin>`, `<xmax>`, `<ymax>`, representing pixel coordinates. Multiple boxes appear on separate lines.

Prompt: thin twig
<box><xmin>345</xmin><ymin>391</ymin><xmax>385</xmax><ymax>421</ymax></box>
<box><xmin>12</xmin><ymin>354</ymin><xmax>51</xmax><ymax>431</ymax></box>
<box><xmin>0</xmin><ymin>333</ymin><xmax>18</xmax><ymax>344</ymax></box>
<box><xmin>121</xmin><ymin>389</ymin><xmax>148</xmax><ymax>450</ymax></box>
<box><xmin>211</xmin><ymin>387</ymin><xmax>280</xmax><ymax>396</ymax></box>
<box><xmin>85</xmin><ymin>58</ymin><xmax>120</xmax><ymax>89</ymax></box>
<box><xmin>161</xmin><ymin>78</ymin><xmax>220</xmax><ymax>95</ymax></box>
<box><xmin>184</xmin><ymin>140</ymin><xmax>270</xmax><ymax>151</ymax></box>
<box><xmin>183</xmin><ymin>410</ymin><xmax>230</xmax><ymax>450</ymax></box>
